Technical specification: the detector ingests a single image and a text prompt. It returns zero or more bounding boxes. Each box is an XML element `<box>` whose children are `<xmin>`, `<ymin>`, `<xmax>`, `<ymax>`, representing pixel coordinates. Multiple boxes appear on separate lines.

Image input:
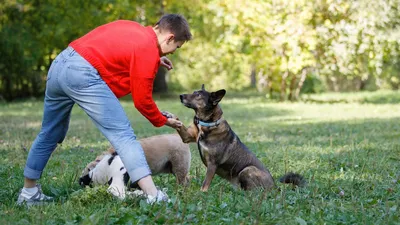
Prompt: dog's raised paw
<box><xmin>161</xmin><ymin>111</ymin><xmax>179</xmax><ymax>120</ymax></box>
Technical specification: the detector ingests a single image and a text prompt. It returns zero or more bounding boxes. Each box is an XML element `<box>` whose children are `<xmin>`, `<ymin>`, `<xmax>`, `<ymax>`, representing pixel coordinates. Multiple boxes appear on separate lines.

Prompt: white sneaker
<box><xmin>146</xmin><ymin>190</ymin><xmax>170</xmax><ymax>204</ymax></box>
<box><xmin>127</xmin><ymin>189</ymin><xmax>170</xmax><ymax>204</ymax></box>
<box><xmin>16</xmin><ymin>184</ymin><xmax>54</xmax><ymax>206</ymax></box>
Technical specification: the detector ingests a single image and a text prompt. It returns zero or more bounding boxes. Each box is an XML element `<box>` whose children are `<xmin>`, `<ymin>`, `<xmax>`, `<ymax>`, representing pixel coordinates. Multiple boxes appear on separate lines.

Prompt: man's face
<box><xmin>161</xmin><ymin>37</ymin><xmax>184</xmax><ymax>56</ymax></box>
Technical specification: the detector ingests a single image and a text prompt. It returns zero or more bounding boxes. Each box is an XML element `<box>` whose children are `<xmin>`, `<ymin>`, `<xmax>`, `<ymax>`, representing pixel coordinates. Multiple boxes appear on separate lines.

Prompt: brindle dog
<box><xmin>172</xmin><ymin>84</ymin><xmax>304</xmax><ymax>191</ymax></box>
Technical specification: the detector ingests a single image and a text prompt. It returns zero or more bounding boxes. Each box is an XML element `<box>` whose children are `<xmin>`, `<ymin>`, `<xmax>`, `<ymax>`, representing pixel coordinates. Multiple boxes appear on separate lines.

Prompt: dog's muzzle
<box><xmin>79</xmin><ymin>174</ymin><xmax>92</xmax><ymax>187</ymax></box>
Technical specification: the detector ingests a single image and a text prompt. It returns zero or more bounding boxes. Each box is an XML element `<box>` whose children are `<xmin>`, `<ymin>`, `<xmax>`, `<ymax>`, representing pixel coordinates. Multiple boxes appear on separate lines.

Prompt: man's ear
<box><xmin>210</xmin><ymin>89</ymin><xmax>226</xmax><ymax>105</ymax></box>
<box><xmin>166</xmin><ymin>34</ymin><xmax>175</xmax><ymax>44</ymax></box>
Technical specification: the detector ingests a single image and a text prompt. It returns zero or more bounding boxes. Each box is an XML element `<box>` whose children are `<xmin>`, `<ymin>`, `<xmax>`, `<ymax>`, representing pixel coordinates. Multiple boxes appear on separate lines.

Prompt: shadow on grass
<box><xmin>240</xmin><ymin>117</ymin><xmax>400</xmax><ymax>148</ymax></box>
<box><xmin>361</xmin><ymin>91</ymin><xmax>400</xmax><ymax>104</ymax></box>
<box><xmin>302</xmin><ymin>90</ymin><xmax>400</xmax><ymax>105</ymax></box>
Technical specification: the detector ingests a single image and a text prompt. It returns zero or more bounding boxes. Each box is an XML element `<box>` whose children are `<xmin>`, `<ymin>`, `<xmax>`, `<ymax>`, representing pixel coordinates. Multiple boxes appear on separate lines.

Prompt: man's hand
<box><xmin>165</xmin><ymin>118</ymin><xmax>182</xmax><ymax>129</ymax></box>
<box><xmin>162</xmin><ymin>111</ymin><xmax>182</xmax><ymax>129</ymax></box>
<box><xmin>160</xmin><ymin>56</ymin><xmax>173</xmax><ymax>70</ymax></box>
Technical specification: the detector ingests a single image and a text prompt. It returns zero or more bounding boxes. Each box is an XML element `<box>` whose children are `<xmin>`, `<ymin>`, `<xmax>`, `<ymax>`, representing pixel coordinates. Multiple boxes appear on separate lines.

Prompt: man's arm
<box><xmin>130</xmin><ymin>47</ymin><xmax>167</xmax><ymax>127</ymax></box>
<box><xmin>131</xmin><ymin>76</ymin><xmax>167</xmax><ymax>127</ymax></box>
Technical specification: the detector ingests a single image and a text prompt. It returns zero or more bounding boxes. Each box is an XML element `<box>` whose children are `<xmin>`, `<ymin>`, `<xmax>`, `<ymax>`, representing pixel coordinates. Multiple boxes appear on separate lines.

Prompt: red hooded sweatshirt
<box><xmin>69</xmin><ymin>20</ymin><xmax>167</xmax><ymax>127</ymax></box>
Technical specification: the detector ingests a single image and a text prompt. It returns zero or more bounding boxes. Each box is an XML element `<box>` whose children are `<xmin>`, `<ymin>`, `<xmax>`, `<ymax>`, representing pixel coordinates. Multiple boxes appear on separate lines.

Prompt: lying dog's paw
<box><xmin>161</xmin><ymin>111</ymin><xmax>179</xmax><ymax>120</ymax></box>
<box><xmin>108</xmin><ymin>185</ymin><xmax>127</xmax><ymax>200</ymax></box>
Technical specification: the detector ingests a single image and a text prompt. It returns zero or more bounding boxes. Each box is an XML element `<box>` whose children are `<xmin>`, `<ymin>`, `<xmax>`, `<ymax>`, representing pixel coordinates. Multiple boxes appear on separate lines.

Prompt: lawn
<box><xmin>0</xmin><ymin>91</ymin><xmax>399</xmax><ymax>224</ymax></box>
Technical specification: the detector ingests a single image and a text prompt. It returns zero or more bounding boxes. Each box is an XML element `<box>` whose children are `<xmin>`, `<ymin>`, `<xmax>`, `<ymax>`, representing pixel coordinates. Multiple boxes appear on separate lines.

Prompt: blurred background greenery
<box><xmin>1</xmin><ymin>0</ymin><xmax>400</xmax><ymax>101</ymax></box>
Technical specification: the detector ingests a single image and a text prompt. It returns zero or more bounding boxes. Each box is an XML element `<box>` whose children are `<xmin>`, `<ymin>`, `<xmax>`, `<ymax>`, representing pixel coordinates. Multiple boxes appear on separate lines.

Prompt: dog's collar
<box><xmin>194</xmin><ymin>116</ymin><xmax>222</xmax><ymax>127</ymax></box>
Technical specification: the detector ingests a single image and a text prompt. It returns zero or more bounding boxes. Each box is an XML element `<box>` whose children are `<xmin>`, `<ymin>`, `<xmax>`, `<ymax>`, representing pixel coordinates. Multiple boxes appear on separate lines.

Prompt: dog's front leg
<box><xmin>176</xmin><ymin>123</ymin><xmax>198</xmax><ymax>143</ymax></box>
<box><xmin>161</xmin><ymin>111</ymin><xmax>198</xmax><ymax>143</ymax></box>
<box><xmin>201</xmin><ymin>164</ymin><xmax>217</xmax><ymax>192</ymax></box>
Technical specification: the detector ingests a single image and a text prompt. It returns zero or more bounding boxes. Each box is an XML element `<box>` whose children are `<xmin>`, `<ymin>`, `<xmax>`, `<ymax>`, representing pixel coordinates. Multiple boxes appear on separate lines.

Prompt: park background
<box><xmin>2</xmin><ymin>0</ymin><xmax>400</xmax><ymax>101</ymax></box>
<box><xmin>0</xmin><ymin>0</ymin><xmax>399</xmax><ymax>224</ymax></box>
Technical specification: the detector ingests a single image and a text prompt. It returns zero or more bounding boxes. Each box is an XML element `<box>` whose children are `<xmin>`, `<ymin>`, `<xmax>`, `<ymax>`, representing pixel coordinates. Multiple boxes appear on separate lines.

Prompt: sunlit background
<box><xmin>1</xmin><ymin>0</ymin><xmax>399</xmax><ymax>101</ymax></box>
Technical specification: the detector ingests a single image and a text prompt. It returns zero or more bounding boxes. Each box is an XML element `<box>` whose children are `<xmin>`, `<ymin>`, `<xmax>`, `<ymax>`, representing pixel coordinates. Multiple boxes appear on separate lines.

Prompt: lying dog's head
<box><xmin>79</xmin><ymin>173</ymin><xmax>92</xmax><ymax>187</ymax></box>
<box><xmin>79</xmin><ymin>161</ymin><xmax>98</xmax><ymax>187</ymax></box>
<box><xmin>180</xmin><ymin>84</ymin><xmax>226</xmax><ymax>120</ymax></box>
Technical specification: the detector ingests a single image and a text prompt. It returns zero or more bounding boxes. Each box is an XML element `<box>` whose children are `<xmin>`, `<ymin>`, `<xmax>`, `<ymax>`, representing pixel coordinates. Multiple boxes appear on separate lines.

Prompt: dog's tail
<box><xmin>279</xmin><ymin>172</ymin><xmax>306</xmax><ymax>187</ymax></box>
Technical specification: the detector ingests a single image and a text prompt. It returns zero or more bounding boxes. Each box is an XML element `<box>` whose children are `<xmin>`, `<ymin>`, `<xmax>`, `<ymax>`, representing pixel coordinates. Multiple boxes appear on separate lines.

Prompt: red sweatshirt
<box><xmin>69</xmin><ymin>20</ymin><xmax>167</xmax><ymax>127</ymax></box>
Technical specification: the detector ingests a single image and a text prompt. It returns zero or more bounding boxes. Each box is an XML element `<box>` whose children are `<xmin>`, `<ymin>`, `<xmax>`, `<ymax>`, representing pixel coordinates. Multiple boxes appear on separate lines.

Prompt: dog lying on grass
<box><xmin>79</xmin><ymin>133</ymin><xmax>190</xmax><ymax>199</ymax></box>
<box><xmin>169</xmin><ymin>84</ymin><xmax>305</xmax><ymax>191</ymax></box>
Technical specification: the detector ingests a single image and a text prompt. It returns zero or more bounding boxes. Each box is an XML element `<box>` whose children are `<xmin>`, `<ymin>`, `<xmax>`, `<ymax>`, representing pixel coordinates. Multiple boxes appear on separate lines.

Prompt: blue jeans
<box><xmin>24</xmin><ymin>47</ymin><xmax>151</xmax><ymax>183</ymax></box>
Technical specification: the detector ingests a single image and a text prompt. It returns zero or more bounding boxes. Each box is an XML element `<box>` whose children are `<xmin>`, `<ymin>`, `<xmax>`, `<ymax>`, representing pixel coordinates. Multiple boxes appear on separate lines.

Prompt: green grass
<box><xmin>0</xmin><ymin>91</ymin><xmax>399</xmax><ymax>224</ymax></box>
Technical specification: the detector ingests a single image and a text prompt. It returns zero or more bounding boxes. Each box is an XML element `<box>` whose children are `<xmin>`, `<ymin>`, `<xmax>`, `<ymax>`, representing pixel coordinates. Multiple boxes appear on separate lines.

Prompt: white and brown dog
<box><xmin>79</xmin><ymin>133</ymin><xmax>191</xmax><ymax>199</ymax></box>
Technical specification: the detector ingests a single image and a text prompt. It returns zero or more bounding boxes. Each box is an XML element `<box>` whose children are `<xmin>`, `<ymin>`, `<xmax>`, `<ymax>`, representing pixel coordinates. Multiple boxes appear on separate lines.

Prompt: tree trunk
<box><xmin>295</xmin><ymin>68</ymin><xmax>308</xmax><ymax>100</ymax></box>
<box><xmin>357</xmin><ymin>77</ymin><xmax>366</xmax><ymax>91</ymax></box>
<box><xmin>269</xmin><ymin>85</ymin><xmax>273</xmax><ymax>99</ymax></box>
<box><xmin>159</xmin><ymin>0</ymin><xmax>165</xmax><ymax>15</ymax></box>
<box><xmin>250</xmin><ymin>64</ymin><xmax>256</xmax><ymax>88</ymax></box>
<box><xmin>280</xmin><ymin>71</ymin><xmax>289</xmax><ymax>101</ymax></box>
<box><xmin>152</xmin><ymin>0</ymin><xmax>168</xmax><ymax>94</ymax></box>
<box><xmin>330</xmin><ymin>76</ymin><xmax>339</xmax><ymax>92</ymax></box>
<box><xmin>3</xmin><ymin>76</ymin><xmax>12</xmax><ymax>101</ymax></box>
<box><xmin>256</xmin><ymin>68</ymin><xmax>266</xmax><ymax>92</ymax></box>
<box><xmin>153</xmin><ymin>67</ymin><xmax>168</xmax><ymax>93</ymax></box>
<box><xmin>31</xmin><ymin>71</ymin><xmax>40</xmax><ymax>97</ymax></box>
<box><xmin>288</xmin><ymin>74</ymin><xmax>297</xmax><ymax>101</ymax></box>
<box><xmin>280</xmin><ymin>46</ymin><xmax>289</xmax><ymax>101</ymax></box>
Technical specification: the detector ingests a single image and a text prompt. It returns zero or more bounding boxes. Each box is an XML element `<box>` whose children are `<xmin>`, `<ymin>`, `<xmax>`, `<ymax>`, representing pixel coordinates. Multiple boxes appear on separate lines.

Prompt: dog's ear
<box><xmin>210</xmin><ymin>89</ymin><xmax>226</xmax><ymax>105</ymax></box>
<box><xmin>201</xmin><ymin>84</ymin><xmax>205</xmax><ymax>90</ymax></box>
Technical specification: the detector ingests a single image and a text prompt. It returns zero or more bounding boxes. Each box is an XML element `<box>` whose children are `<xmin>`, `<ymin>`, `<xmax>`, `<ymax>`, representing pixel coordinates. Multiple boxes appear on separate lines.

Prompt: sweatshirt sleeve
<box><xmin>130</xmin><ymin>47</ymin><xmax>167</xmax><ymax>127</ymax></box>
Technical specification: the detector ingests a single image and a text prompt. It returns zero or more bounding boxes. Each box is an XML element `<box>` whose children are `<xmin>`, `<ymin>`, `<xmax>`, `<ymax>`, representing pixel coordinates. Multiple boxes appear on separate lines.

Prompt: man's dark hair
<box><xmin>155</xmin><ymin>14</ymin><xmax>192</xmax><ymax>42</ymax></box>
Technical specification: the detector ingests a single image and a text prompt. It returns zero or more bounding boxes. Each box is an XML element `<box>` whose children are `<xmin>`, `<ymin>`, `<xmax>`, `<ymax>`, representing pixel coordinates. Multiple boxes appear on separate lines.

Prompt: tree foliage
<box><xmin>1</xmin><ymin>0</ymin><xmax>400</xmax><ymax>101</ymax></box>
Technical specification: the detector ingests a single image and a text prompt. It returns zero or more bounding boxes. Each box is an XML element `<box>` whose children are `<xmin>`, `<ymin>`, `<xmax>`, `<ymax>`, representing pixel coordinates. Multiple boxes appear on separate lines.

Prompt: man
<box><xmin>17</xmin><ymin>14</ymin><xmax>192</xmax><ymax>206</ymax></box>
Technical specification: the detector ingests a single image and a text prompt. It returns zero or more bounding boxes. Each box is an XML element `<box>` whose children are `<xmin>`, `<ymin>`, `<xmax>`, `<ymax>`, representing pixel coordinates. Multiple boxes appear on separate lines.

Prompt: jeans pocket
<box><xmin>66</xmin><ymin>64</ymin><xmax>98</xmax><ymax>90</ymax></box>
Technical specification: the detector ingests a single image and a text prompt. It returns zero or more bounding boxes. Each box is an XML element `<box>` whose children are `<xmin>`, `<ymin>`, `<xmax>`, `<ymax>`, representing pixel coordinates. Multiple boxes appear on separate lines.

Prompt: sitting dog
<box><xmin>79</xmin><ymin>133</ymin><xmax>191</xmax><ymax>198</ymax></box>
<box><xmin>170</xmin><ymin>84</ymin><xmax>304</xmax><ymax>191</ymax></box>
